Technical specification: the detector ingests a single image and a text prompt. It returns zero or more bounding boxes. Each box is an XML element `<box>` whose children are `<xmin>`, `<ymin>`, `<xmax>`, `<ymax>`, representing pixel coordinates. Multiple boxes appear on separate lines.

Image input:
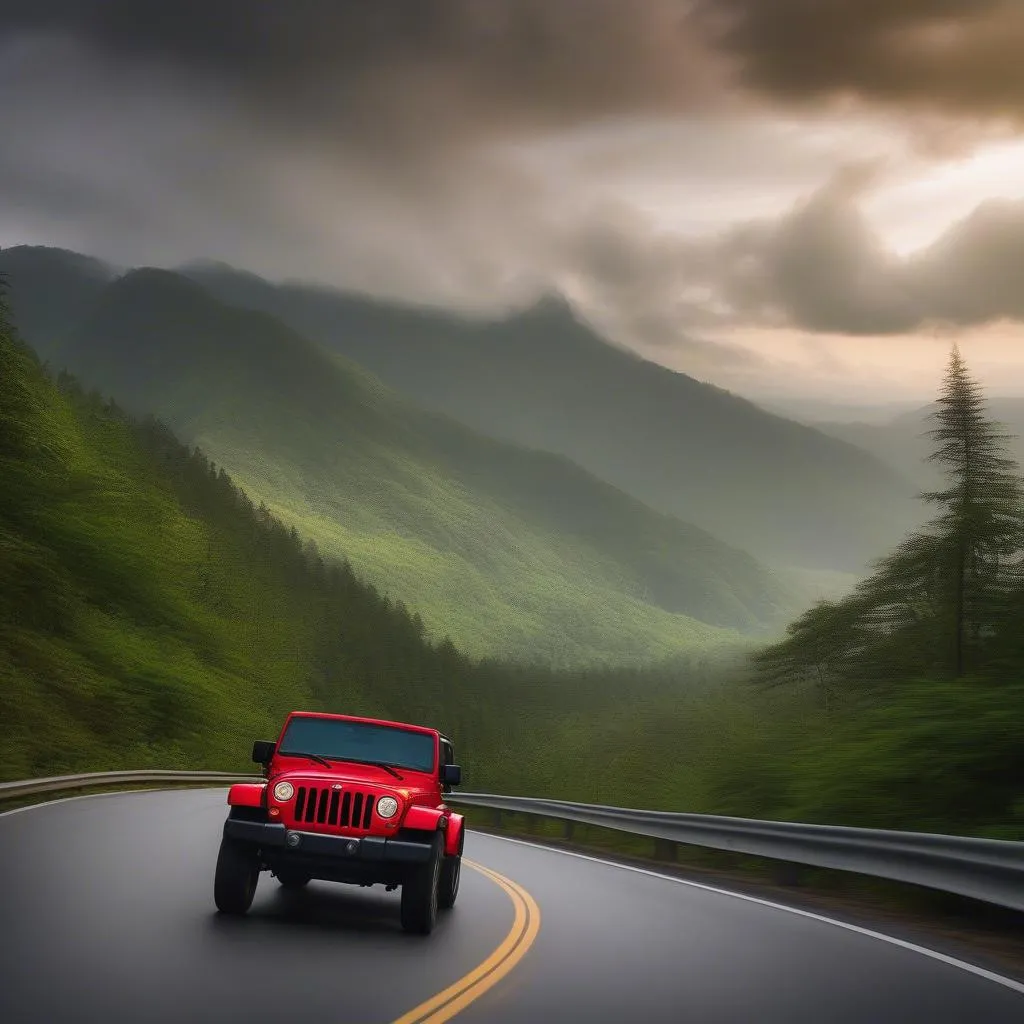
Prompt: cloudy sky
<box><xmin>3</xmin><ymin>1</ymin><xmax>1024</xmax><ymax>406</ymax></box>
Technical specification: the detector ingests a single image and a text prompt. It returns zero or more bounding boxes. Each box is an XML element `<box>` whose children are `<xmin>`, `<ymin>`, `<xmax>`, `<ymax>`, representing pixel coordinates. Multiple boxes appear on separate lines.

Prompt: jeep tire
<box><xmin>438</xmin><ymin>852</ymin><xmax>461</xmax><ymax>909</ymax></box>
<box><xmin>275</xmin><ymin>869</ymin><xmax>311</xmax><ymax>890</ymax></box>
<box><xmin>214</xmin><ymin>837</ymin><xmax>260</xmax><ymax>914</ymax></box>
<box><xmin>400</xmin><ymin>833</ymin><xmax>443</xmax><ymax>934</ymax></box>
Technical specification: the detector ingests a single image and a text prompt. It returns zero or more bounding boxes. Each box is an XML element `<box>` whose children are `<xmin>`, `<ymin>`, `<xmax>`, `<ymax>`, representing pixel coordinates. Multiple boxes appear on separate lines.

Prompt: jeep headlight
<box><xmin>273</xmin><ymin>781</ymin><xmax>295</xmax><ymax>802</ymax></box>
<box><xmin>376</xmin><ymin>796</ymin><xmax>399</xmax><ymax>819</ymax></box>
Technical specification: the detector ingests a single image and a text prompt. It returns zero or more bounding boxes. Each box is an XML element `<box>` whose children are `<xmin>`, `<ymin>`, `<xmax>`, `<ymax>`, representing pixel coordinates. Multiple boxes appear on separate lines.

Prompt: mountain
<box><xmin>0</xmin><ymin>299</ymin><xmax>478</xmax><ymax>778</ymax></box>
<box><xmin>814</xmin><ymin>399</ymin><xmax>1024</xmax><ymax>489</ymax></box>
<box><xmin>0</xmin><ymin>246</ymin><xmax>115</xmax><ymax>350</ymax></box>
<box><xmin>1</xmin><ymin>248</ymin><xmax>801</xmax><ymax>665</ymax></box>
<box><xmin>178</xmin><ymin>261</ymin><xmax>919</xmax><ymax>573</ymax></box>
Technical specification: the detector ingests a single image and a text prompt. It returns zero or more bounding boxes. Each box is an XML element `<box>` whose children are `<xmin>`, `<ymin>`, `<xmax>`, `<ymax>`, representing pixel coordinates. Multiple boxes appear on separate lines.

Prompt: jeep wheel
<box><xmin>400</xmin><ymin>834</ymin><xmax>443</xmax><ymax>935</ymax></box>
<box><xmin>276</xmin><ymin>869</ymin><xmax>311</xmax><ymax>890</ymax></box>
<box><xmin>438</xmin><ymin>853</ymin><xmax>461</xmax><ymax>910</ymax></box>
<box><xmin>214</xmin><ymin>837</ymin><xmax>259</xmax><ymax>914</ymax></box>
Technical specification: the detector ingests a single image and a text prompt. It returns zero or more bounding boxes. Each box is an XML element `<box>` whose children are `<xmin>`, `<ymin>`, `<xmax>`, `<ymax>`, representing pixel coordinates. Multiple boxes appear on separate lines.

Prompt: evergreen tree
<box><xmin>922</xmin><ymin>346</ymin><xmax>1024</xmax><ymax>676</ymax></box>
<box><xmin>754</xmin><ymin>347</ymin><xmax>1024</xmax><ymax>689</ymax></box>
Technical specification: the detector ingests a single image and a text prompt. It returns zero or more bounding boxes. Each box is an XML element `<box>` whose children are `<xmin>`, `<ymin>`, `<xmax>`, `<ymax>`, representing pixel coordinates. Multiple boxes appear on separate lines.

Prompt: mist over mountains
<box><xmin>1</xmin><ymin>245</ymin><xmax>810</xmax><ymax>665</ymax></box>
<box><xmin>178</xmin><ymin>261</ymin><xmax>919</xmax><ymax>573</ymax></box>
<box><xmin>0</xmin><ymin>244</ymin><xmax>926</xmax><ymax>659</ymax></box>
<box><xmin>815</xmin><ymin>399</ymin><xmax>1024</xmax><ymax>491</ymax></box>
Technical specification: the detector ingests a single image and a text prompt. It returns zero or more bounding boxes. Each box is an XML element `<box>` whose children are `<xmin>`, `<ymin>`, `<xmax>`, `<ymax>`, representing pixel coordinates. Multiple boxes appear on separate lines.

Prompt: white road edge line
<box><xmin>0</xmin><ymin>786</ymin><xmax>227</xmax><ymax>817</ymax></box>
<box><xmin>471</xmin><ymin>830</ymin><xmax>1024</xmax><ymax>997</ymax></box>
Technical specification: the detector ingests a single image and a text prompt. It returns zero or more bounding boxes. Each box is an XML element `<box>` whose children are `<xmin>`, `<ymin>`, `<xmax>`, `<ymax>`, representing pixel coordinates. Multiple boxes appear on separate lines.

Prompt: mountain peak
<box><xmin>175</xmin><ymin>257</ymin><xmax>270</xmax><ymax>286</ymax></box>
<box><xmin>96</xmin><ymin>268</ymin><xmax>231</xmax><ymax>329</ymax></box>
<box><xmin>113</xmin><ymin>265</ymin><xmax>210</xmax><ymax>298</ymax></box>
<box><xmin>508</xmin><ymin>291</ymin><xmax>578</xmax><ymax>324</ymax></box>
<box><xmin>0</xmin><ymin>244</ymin><xmax>115</xmax><ymax>287</ymax></box>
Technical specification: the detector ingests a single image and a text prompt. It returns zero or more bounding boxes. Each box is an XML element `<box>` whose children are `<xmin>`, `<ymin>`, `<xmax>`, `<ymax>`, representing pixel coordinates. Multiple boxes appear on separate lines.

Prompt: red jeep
<box><xmin>213</xmin><ymin>711</ymin><xmax>465</xmax><ymax>934</ymax></box>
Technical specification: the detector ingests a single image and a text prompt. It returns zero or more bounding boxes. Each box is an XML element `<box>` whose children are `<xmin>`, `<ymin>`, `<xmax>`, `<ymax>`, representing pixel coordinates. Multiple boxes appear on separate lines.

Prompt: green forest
<box><xmin>1</xmin><ymin>280</ymin><xmax>1021</xmax><ymax>842</ymax></box>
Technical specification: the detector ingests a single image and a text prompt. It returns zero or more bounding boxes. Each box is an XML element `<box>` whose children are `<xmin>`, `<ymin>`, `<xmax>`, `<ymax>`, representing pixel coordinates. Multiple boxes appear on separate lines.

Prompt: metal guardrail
<box><xmin>2</xmin><ymin>772</ymin><xmax>1021</xmax><ymax>912</ymax></box>
<box><xmin>448</xmin><ymin>793</ymin><xmax>1024</xmax><ymax>913</ymax></box>
<box><xmin>0</xmin><ymin>770</ymin><xmax>256</xmax><ymax>802</ymax></box>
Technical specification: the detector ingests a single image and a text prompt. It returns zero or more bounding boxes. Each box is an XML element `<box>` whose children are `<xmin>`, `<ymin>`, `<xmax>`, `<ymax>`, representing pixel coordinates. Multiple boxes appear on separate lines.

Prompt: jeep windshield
<box><xmin>278</xmin><ymin>718</ymin><xmax>436</xmax><ymax>774</ymax></box>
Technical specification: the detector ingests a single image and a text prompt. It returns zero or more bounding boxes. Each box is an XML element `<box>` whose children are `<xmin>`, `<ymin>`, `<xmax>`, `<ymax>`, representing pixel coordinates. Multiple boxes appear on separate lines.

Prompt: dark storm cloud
<box><xmin>10</xmin><ymin>1</ymin><xmax>1024</xmax><ymax>128</ymax></box>
<box><xmin>698</xmin><ymin>0</ymin><xmax>1024</xmax><ymax>121</ymax></box>
<box><xmin>0</xmin><ymin>0</ymin><xmax>730</xmax><ymax>308</ymax></box>
<box><xmin>1</xmin><ymin>0</ymin><xmax>722</xmax><ymax>150</ymax></box>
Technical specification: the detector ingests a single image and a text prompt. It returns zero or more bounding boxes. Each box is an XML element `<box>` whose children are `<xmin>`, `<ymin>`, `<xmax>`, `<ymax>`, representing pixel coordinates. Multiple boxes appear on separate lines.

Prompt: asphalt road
<box><xmin>1</xmin><ymin>789</ymin><xmax>1022</xmax><ymax>1023</ymax></box>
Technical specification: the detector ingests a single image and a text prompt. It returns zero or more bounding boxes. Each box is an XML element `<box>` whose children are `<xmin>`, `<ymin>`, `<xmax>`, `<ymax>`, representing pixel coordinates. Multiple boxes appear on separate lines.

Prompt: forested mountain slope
<box><xmin>1</xmin><ymin>250</ymin><xmax>800</xmax><ymax>665</ymax></box>
<box><xmin>0</xmin><ymin>298</ymin><xmax>471</xmax><ymax>777</ymax></box>
<box><xmin>180</xmin><ymin>260</ymin><xmax>919</xmax><ymax>573</ymax></box>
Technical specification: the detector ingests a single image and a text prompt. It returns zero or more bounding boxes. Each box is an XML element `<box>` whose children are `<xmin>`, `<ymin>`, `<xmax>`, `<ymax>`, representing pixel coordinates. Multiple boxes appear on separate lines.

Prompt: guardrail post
<box><xmin>563</xmin><ymin>819</ymin><xmax>575</xmax><ymax>842</ymax></box>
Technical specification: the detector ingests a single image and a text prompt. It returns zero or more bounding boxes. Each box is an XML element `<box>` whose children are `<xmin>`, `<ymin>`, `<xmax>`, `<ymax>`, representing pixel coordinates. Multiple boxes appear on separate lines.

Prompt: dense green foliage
<box><xmin>0</xmin><ymin>247</ymin><xmax>806</xmax><ymax>667</ymax></box>
<box><xmin>459</xmin><ymin>350</ymin><xmax>1024</xmax><ymax>843</ymax></box>
<box><xmin>2</xmin><ymin>275</ymin><xmax>1019</xmax><ymax>844</ymax></box>
<box><xmin>0</xmin><ymin>292</ymin><xmax>469</xmax><ymax>776</ymax></box>
<box><xmin>732</xmin><ymin>349</ymin><xmax>1024</xmax><ymax>838</ymax></box>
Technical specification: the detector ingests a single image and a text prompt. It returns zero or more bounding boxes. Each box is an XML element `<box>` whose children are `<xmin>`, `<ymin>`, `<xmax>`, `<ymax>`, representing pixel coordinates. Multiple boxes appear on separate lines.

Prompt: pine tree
<box><xmin>922</xmin><ymin>346</ymin><xmax>1024</xmax><ymax>676</ymax></box>
<box><xmin>753</xmin><ymin>347</ymin><xmax>1024</xmax><ymax>689</ymax></box>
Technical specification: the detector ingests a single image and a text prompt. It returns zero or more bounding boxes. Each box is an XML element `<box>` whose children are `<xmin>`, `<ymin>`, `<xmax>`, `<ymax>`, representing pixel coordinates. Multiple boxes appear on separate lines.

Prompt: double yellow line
<box><xmin>391</xmin><ymin>860</ymin><xmax>541</xmax><ymax>1024</ymax></box>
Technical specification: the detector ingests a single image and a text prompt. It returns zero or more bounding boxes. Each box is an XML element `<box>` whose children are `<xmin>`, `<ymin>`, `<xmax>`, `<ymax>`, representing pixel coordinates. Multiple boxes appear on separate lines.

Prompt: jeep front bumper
<box><xmin>224</xmin><ymin>819</ymin><xmax>434</xmax><ymax>864</ymax></box>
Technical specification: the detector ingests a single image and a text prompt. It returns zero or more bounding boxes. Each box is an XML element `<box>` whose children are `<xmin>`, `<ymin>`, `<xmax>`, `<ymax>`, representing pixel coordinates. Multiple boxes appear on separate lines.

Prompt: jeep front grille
<box><xmin>293</xmin><ymin>786</ymin><xmax>376</xmax><ymax>830</ymax></box>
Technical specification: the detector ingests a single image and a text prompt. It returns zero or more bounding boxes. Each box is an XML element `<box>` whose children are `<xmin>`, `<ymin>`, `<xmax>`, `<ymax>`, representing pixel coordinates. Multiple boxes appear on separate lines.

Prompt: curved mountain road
<box><xmin>1</xmin><ymin>789</ymin><xmax>1021</xmax><ymax>1023</ymax></box>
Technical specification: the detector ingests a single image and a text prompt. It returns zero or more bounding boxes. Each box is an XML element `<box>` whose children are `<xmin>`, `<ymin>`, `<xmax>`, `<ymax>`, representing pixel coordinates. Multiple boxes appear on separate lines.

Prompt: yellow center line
<box><xmin>389</xmin><ymin>860</ymin><xmax>542</xmax><ymax>1024</ymax></box>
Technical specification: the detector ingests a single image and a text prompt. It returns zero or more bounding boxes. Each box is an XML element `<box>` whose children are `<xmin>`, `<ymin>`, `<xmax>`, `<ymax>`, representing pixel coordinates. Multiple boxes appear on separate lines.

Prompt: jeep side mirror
<box><xmin>252</xmin><ymin>740</ymin><xmax>276</xmax><ymax>765</ymax></box>
<box><xmin>441</xmin><ymin>763</ymin><xmax>462</xmax><ymax>786</ymax></box>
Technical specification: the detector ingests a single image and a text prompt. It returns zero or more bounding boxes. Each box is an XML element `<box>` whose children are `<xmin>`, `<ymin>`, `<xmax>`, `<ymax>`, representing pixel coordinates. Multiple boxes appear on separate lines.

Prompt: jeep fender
<box><xmin>445</xmin><ymin>812</ymin><xmax>465</xmax><ymax>858</ymax></box>
<box><xmin>402</xmin><ymin>804</ymin><xmax>445</xmax><ymax>832</ymax></box>
<box><xmin>402</xmin><ymin>806</ymin><xmax>464</xmax><ymax>858</ymax></box>
<box><xmin>227</xmin><ymin>783</ymin><xmax>266</xmax><ymax>808</ymax></box>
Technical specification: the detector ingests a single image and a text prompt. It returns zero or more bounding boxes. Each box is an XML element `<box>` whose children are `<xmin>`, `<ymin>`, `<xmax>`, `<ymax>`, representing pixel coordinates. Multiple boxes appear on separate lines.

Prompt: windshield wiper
<box><xmin>279</xmin><ymin>751</ymin><xmax>406</xmax><ymax>779</ymax></box>
<box><xmin>280</xmin><ymin>750</ymin><xmax>332</xmax><ymax>769</ymax></box>
<box><xmin>332</xmin><ymin>757</ymin><xmax>405</xmax><ymax>780</ymax></box>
